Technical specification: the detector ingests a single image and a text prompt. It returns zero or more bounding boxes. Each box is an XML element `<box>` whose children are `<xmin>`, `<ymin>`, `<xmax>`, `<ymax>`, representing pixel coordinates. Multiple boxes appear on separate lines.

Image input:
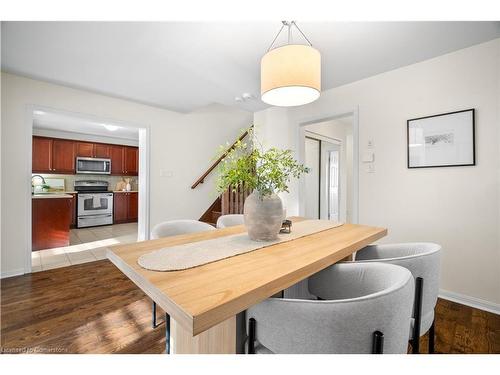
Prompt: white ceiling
<box><xmin>33</xmin><ymin>110</ymin><xmax>139</xmax><ymax>140</ymax></box>
<box><xmin>2</xmin><ymin>21</ymin><xmax>500</xmax><ymax>113</ymax></box>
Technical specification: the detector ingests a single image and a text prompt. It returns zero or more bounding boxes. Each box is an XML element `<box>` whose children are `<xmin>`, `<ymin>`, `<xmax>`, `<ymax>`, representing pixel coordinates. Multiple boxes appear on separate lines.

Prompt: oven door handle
<box><xmin>78</xmin><ymin>214</ymin><xmax>112</xmax><ymax>219</ymax></box>
<box><xmin>78</xmin><ymin>194</ymin><xmax>113</xmax><ymax>198</ymax></box>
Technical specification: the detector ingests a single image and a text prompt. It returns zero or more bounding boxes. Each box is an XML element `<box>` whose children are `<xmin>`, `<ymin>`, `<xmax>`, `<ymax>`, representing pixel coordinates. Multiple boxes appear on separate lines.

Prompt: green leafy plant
<box><xmin>216</xmin><ymin>127</ymin><xmax>309</xmax><ymax>197</ymax></box>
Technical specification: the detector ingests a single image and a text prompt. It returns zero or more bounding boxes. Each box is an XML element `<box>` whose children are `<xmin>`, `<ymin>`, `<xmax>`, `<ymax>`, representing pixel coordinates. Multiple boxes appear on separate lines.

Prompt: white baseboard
<box><xmin>439</xmin><ymin>289</ymin><xmax>500</xmax><ymax>315</ymax></box>
<box><xmin>1</xmin><ymin>268</ymin><xmax>25</xmax><ymax>279</ymax></box>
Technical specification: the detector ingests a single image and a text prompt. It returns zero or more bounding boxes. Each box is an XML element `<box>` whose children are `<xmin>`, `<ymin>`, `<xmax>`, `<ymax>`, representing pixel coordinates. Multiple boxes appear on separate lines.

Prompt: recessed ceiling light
<box><xmin>33</xmin><ymin>110</ymin><xmax>45</xmax><ymax>115</ymax></box>
<box><xmin>103</xmin><ymin>124</ymin><xmax>119</xmax><ymax>131</ymax></box>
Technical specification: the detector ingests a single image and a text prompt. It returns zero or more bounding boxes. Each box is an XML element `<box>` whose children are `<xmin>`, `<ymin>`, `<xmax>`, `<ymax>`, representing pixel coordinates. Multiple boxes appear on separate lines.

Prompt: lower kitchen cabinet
<box><xmin>128</xmin><ymin>192</ymin><xmax>138</xmax><ymax>222</ymax></box>
<box><xmin>32</xmin><ymin>197</ymin><xmax>72</xmax><ymax>251</ymax></box>
<box><xmin>113</xmin><ymin>192</ymin><xmax>138</xmax><ymax>224</ymax></box>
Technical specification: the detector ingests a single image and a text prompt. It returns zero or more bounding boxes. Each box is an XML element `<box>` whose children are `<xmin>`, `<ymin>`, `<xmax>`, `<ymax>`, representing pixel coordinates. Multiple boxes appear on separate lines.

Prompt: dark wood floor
<box><xmin>1</xmin><ymin>260</ymin><xmax>499</xmax><ymax>354</ymax></box>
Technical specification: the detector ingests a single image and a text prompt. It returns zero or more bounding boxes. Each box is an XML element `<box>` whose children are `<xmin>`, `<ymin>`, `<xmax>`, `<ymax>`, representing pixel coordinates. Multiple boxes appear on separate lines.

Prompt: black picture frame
<box><xmin>407</xmin><ymin>108</ymin><xmax>475</xmax><ymax>169</ymax></box>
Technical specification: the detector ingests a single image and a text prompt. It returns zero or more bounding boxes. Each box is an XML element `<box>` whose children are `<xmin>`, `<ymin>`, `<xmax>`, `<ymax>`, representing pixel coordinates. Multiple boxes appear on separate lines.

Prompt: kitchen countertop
<box><xmin>113</xmin><ymin>190</ymin><xmax>138</xmax><ymax>193</ymax></box>
<box><xmin>32</xmin><ymin>193</ymin><xmax>73</xmax><ymax>199</ymax></box>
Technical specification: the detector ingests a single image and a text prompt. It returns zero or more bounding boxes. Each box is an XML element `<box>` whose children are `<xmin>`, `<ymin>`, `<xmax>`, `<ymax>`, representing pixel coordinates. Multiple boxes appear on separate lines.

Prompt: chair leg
<box><xmin>428</xmin><ymin>318</ymin><xmax>435</xmax><ymax>354</ymax></box>
<box><xmin>372</xmin><ymin>331</ymin><xmax>384</xmax><ymax>354</ymax></box>
<box><xmin>248</xmin><ymin>318</ymin><xmax>256</xmax><ymax>354</ymax></box>
<box><xmin>165</xmin><ymin>313</ymin><xmax>171</xmax><ymax>354</ymax></box>
<box><xmin>412</xmin><ymin>277</ymin><xmax>424</xmax><ymax>354</ymax></box>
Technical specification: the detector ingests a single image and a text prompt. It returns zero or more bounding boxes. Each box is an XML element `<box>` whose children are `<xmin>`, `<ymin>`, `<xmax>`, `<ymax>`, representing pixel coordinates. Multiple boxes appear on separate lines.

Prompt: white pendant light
<box><xmin>261</xmin><ymin>21</ymin><xmax>321</xmax><ymax>107</ymax></box>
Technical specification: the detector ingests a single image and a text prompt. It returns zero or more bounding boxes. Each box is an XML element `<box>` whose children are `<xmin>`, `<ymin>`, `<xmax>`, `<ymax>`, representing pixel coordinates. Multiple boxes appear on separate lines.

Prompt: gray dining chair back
<box><xmin>355</xmin><ymin>242</ymin><xmax>441</xmax><ymax>353</ymax></box>
<box><xmin>216</xmin><ymin>214</ymin><xmax>244</xmax><ymax>228</ymax></box>
<box><xmin>150</xmin><ymin>219</ymin><xmax>215</xmax><ymax>239</ymax></box>
<box><xmin>246</xmin><ymin>262</ymin><xmax>414</xmax><ymax>354</ymax></box>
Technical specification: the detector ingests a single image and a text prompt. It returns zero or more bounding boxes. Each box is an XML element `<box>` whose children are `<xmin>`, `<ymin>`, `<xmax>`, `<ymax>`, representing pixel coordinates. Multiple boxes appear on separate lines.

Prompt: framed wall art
<box><xmin>407</xmin><ymin>109</ymin><xmax>475</xmax><ymax>168</ymax></box>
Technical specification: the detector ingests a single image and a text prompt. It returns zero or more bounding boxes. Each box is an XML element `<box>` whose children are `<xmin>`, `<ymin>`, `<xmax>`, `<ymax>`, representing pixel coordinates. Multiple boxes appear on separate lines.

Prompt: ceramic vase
<box><xmin>243</xmin><ymin>191</ymin><xmax>283</xmax><ymax>241</ymax></box>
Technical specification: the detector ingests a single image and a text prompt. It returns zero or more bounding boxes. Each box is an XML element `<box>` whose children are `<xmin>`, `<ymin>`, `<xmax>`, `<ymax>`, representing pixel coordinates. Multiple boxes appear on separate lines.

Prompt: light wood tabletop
<box><xmin>107</xmin><ymin>217</ymin><xmax>386</xmax><ymax>353</ymax></box>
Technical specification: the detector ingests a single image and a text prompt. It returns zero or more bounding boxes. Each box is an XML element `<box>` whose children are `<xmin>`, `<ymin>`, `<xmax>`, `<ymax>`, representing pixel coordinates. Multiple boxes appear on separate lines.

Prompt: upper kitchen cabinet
<box><xmin>32</xmin><ymin>136</ymin><xmax>137</xmax><ymax>176</ymax></box>
<box><xmin>94</xmin><ymin>143</ymin><xmax>110</xmax><ymax>158</ymax></box>
<box><xmin>110</xmin><ymin>145</ymin><xmax>125</xmax><ymax>175</ymax></box>
<box><xmin>124</xmin><ymin>146</ymin><xmax>139</xmax><ymax>176</ymax></box>
<box><xmin>32</xmin><ymin>136</ymin><xmax>53</xmax><ymax>173</ymax></box>
<box><xmin>33</xmin><ymin>136</ymin><xmax>76</xmax><ymax>174</ymax></box>
<box><xmin>52</xmin><ymin>139</ymin><xmax>76</xmax><ymax>174</ymax></box>
<box><xmin>110</xmin><ymin>145</ymin><xmax>139</xmax><ymax>176</ymax></box>
<box><xmin>77</xmin><ymin>142</ymin><xmax>110</xmax><ymax>158</ymax></box>
<box><xmin>76</xmin><ymin>142</ymin><xmax>95</xmax><ymax>157</ymax></box>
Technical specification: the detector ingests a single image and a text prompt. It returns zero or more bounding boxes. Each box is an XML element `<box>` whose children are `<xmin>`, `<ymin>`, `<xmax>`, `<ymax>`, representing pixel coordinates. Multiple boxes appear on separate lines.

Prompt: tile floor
<box><xmin>31</xmin><ymin>223</ymin><xmax>138</xmax><ymax>272</ymax></box>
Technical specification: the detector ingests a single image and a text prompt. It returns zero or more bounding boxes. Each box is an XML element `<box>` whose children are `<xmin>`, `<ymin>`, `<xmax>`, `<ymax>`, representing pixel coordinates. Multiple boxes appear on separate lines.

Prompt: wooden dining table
<box><xmin>107</xmin><ymin>217</ymin><xmax>387</xmax><ymax>354</ymax></box>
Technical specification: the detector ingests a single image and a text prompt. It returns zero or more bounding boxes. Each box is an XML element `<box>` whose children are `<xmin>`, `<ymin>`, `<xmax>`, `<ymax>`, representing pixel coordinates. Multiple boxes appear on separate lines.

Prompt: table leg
<box><xmin>170</xmin><ymin>315</ymin><xmax>236</xmax><ymax>354</ymax></box>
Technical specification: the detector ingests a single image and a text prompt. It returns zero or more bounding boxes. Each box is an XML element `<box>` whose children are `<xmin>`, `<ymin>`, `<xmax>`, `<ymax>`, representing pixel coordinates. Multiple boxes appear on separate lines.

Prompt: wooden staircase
<box><xmin>198</xmin><ymin>184</ymin><xmax>252</xmax><ymax>226</ymax></box>
<box><xmin>192</xmin><ymin>127</ymin><xmax>253</xmax><ymax>226</ymax></box>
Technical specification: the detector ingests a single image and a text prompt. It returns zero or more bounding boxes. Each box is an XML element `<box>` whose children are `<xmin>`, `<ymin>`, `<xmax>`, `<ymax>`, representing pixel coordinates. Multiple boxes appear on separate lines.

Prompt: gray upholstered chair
<box><xmin>150</xmin><ymin>219</ymin><xmax>215</xmax><ymax>239</ymax></box>
<box><xmin>354</xmin><ymin>242</ymin><xmax>441</xmax><ymax>353</ymax></box>
<box><xmin>149</xmin><ymin>219</ymin><xmax>215</xmax><ymax>353</ymax></box>
<box><xmin>246</xmin><ymin>263</ymin><xmax>414</xmax><ymax>354</ymax></box>
<box><xmin>216</xmin><ymin>214</ymin><xmax>244</xmax><ymax>228</ymax></box>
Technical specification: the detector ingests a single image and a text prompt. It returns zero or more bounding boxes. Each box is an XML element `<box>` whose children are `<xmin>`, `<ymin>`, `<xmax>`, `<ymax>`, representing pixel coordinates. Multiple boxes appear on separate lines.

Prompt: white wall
<box><xmin>1</xmin><ymin>72</ymin><xmax>253</xmax><ymax>277</ymax></box>
<box><xmin>254</xmin><ymin>39</ymin><xmax>500</xmax><ymax>308</ymax></box>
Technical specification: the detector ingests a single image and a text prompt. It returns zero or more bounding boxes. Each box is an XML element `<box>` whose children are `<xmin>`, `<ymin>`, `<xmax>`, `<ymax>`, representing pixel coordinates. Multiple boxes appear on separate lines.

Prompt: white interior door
<box><xmin>320</xmin><ymin>141</ymin><xmax>341</xmax><ymax>221</ymax></box>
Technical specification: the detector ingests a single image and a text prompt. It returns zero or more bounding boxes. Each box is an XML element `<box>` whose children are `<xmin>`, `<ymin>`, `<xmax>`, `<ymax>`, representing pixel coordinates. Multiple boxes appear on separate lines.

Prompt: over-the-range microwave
<box><xmin>76</xmin><ymin>157</ymin><xmax>111</xmax><ymax>175</ymax></box>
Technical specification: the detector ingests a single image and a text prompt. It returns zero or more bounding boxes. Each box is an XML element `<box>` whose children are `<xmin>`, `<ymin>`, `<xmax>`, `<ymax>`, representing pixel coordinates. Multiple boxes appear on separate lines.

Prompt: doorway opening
<box><xmin>301</xmin><ymin>113</ymin><xmax>356</xmax><ymax>223</ymax></box>
<box><xmin>27</xmin><ymin>107</ymin><xmax>150</xmax><ymax>272</ymax></box>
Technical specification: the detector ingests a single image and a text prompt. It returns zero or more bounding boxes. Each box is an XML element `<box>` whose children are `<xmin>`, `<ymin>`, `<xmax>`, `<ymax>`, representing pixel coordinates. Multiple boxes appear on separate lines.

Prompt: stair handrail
<box><xmin>191</xmin><ymin>125</ymin><xmax>253</xmax><ymax>189</ymax></box>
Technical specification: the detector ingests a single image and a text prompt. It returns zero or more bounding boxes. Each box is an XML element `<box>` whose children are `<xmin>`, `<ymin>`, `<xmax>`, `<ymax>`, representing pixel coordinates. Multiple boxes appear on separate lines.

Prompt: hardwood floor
<box><xmin>1</xmin><ymin>260</ymin><xmax>499</xmax><ymax>354</ymax></box>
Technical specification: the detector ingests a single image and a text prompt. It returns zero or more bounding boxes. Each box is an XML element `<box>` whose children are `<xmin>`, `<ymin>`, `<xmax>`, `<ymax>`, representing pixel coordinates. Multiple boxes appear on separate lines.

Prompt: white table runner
<box><xmin>138</xmin><ymin>219</ymin><xmax>343</xmax><ymax>272</ymax></box>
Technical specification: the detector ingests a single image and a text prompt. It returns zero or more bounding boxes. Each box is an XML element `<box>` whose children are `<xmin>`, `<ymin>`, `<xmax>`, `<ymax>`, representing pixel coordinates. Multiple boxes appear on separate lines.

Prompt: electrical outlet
<box><xmin>366</xmin><ymin>164</ymin><xmax>375</xmax><ymax>173</ymax></box>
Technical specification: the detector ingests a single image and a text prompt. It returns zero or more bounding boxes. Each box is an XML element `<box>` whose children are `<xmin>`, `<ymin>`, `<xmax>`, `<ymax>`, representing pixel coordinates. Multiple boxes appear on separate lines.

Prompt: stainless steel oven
<box><xmin>76</xmin><ymin>157</ymin><xmax>111</xmax><ymax>175</ymax></box>
<box><xmin>75</xmin><ymin>180</ymin><xmax>113</xmax><ymax>228</ymax></box>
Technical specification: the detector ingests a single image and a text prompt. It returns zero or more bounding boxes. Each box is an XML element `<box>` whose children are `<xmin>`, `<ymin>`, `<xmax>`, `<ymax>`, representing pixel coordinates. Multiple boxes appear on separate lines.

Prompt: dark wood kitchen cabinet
<box><xmin>113</xmin><ymin>192</ymin><xmax>128</xmax><ymax>223</ymax></box>
<box><xmin>94</xmin><ymin>143</ymin><xmax>110</xmax><ymax>158</ymax></box>
<box><xmin>77</xmin><ymin>142</ymin><xmax>110</xmax><ymax>158</ymax></box>
<box><xmin>113</xmin><ymin>192</ymin><xmax>138</xmax><ymax>224</ymax></box>
<box><xmin>32</xmin><ymin>136</ymin><xmax>138</xmax><ymax>176</ymax></box>
<box><xmin>76</xmin><ymin>142</ymin><xmax>95</xmax><ymax>157</ymax></box>
<box><xmin>32</xmin><ymin>197</ymin><xmax>72</xmax><ymax>251</ymax></box>
<box><xmin>110</xmin><ymin>145</ymin><xmax>125</xmax><ymax>175</ymax></box>
<box><xmin>128</xmin><ymin>192</ymin><xmax>138</xmax><ymax>221</ymax></box>
<box><xmin>124</xmin><ymin>147</ymin><xmax>139</xmax><ymax>176</ymax></box>
<box><xmin>32</xmin><ymin>136</ymin><xmax>53</xmax><ymax>173</ymax></box>
<box><xmin>33</xmin><ymin>136</ymin><xmax>76</xmax><ymax>174</ymax></box>
<box><xmin>51</xmin><ymin>139</ymin><xmax>76</xmax><ymax>174</ymax></box>
<box><xmin>110</xmin><ymin>145</ymin><xmax>138</xmax><ymax>176</ymax></box>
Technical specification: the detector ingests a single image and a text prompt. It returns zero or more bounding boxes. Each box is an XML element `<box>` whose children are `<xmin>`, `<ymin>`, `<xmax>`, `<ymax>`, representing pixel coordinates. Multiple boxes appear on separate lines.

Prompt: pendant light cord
<box><xmin>267</xmin><ymin>20</ymin><xmax>313</xmax><ymax>52</ymax></box>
